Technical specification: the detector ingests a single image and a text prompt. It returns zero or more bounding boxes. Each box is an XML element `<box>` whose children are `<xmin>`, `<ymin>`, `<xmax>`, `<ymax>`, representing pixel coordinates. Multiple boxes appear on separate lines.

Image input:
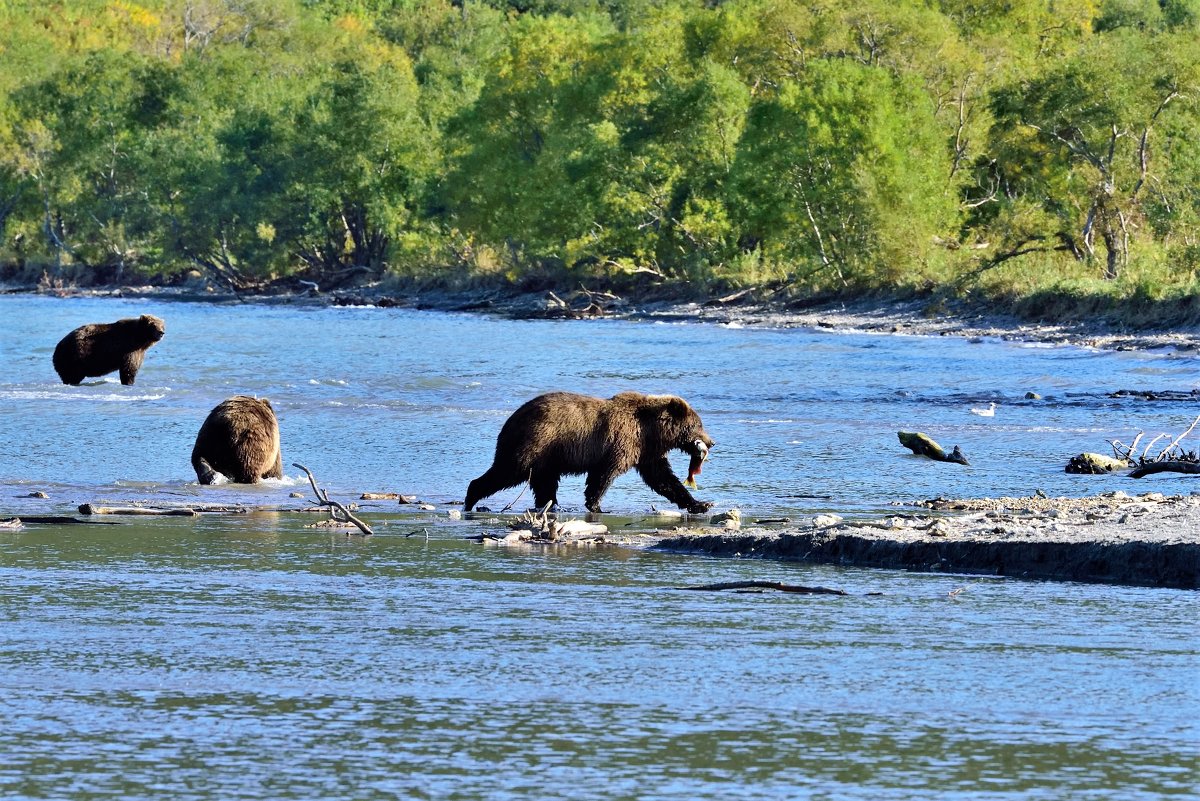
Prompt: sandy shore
<box><xmin>653</xmin><ymin>491</ymin><xmax>1200</xmax><ymax>589</ymax></box>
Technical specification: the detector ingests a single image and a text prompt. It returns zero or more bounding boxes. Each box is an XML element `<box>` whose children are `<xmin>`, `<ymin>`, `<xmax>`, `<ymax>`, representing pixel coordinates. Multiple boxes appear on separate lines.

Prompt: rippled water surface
<box><xmin>1</xmin><ymin>294</ymin><xmax>1197</xmax><ymax>799</ymax></box>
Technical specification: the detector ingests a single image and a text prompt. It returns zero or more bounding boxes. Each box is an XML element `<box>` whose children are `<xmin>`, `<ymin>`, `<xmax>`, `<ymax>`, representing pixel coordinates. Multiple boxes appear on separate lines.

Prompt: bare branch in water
<box><xmin>293</xmin><ymin>462</ymin><xmax>374</xmax><ymax>536</ymax></box>
<box><xmin>677</xmin><ymin>581</ymin><xmax>847</xmax><ymax>596</ymax></box>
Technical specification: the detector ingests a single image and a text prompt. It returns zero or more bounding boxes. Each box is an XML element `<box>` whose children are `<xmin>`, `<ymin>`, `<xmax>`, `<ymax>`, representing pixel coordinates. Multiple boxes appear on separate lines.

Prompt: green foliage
<box><xmin>732</xmin><ymin>60</ymin><xmax>957</xmax><ymax>291</ymax></box>
<box><xmin>0</xmin><ymin>0</ymin><xmax>1196</xmax><ymax>318</ymax></box>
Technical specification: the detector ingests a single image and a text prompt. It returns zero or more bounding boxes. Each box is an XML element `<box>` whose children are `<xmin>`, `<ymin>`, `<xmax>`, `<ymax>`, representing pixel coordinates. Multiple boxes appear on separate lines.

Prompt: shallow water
<box><xmin>1</xmin><ymin>294</ymin><xmax>1198</xmax><ymax>799</ymax></box>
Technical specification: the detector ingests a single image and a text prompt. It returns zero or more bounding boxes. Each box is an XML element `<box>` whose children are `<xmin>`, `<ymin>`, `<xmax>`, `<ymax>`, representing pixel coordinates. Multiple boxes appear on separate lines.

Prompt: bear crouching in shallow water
<box><xmin>53</xmin><ymin>314</ymin><xmax>166</xmax><ymax>385</ymax></box>
<box><xmin>464</xmin><ymin>391</ymin><xmax>714</xmax><ymax>514</ymax></box>
<box><xmin>192</xmin><ymin>396</ymin><xmax>284</xmax><ymax>485</ymax></box>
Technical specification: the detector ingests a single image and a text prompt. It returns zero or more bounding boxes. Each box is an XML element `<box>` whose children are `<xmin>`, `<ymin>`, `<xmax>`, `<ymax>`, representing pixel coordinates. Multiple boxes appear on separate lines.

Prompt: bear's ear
<box><xmin>664</xmin><ymin>397</ymin><xmax>689</xmax><ymax>418</ymax></box>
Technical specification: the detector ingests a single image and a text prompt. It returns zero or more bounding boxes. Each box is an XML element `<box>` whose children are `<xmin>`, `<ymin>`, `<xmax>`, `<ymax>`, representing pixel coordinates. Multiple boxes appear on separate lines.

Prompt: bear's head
<box><xmin>140</xmin><ymin>314</ymin><xmax>166</xmax><ymax>343</ymax></box>
<box><xmin>640</xmin><ymin>395</ymin><xmax>714</xmax><ymax>461</ymax></box>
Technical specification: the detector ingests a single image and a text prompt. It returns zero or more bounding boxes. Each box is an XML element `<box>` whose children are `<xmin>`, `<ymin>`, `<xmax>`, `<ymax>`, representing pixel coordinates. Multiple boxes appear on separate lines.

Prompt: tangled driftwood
<box><xmin>1106</xmin><ymin>414</ymin><xmax>1200</xmax><ymax>478</ymax></box>
<box><xmin>467</xmin><ymin>501</ymin><xmax>609</xmax><ymax>545</ymax></box>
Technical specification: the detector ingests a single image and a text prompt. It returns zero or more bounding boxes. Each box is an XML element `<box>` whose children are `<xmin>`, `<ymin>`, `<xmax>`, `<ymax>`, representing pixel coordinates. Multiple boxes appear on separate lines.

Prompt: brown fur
<box><xmin>191</xmin><ymin>396</ymin><xmax>284</xmax><ymax>485</ymax></box>
<box><xmin>53</xmin><ymin>314</ymin><xmax>166</xmax><ymax>386</ymax></box>
<box><xmin>464</xmin><ymin>391</ymin><xmax>715</xmax><ymax>513</ymax></box>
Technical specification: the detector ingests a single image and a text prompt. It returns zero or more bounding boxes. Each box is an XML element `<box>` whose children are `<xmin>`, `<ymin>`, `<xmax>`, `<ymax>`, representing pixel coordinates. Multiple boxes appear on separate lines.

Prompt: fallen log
<box><xmin>79</xmin><ymin>504</ymin><xmax>197</xmax><ymax>516</ymax></box>
<box><xmin>1129</xmin><ymin>460</ymin><xmax>1200</xmax><ymax>478</ymax></box>
<box><xmin>898</xmin><ymin>431</ymin><xmax>969</xmax><ymax>465</ymax></box>
<box><xmin>1066</xmin><ymin>452</ymin><xmax>1131</xmax><ymax>474</ymax></box>
<box><xmin>360</xmin><ymin>492</ymin><xmax>418</xmax><ymax>503</ymax></box>
<box><xmin>13</xmin><ymin>516</ymin><xmax>121</xmax><ymax>525</ymax></box>
<box><xmin>677</xmin><ymin>581</ymin><xmax>847</xmax><ymax>596</ymax></box>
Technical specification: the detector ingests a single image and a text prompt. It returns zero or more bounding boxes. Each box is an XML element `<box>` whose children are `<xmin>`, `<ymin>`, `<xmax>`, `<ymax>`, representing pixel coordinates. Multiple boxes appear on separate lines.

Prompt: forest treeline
<box><xmin>1</xmin><ymin>0</ymin><xmax>1198</xmax><ymax>318</ymax></box>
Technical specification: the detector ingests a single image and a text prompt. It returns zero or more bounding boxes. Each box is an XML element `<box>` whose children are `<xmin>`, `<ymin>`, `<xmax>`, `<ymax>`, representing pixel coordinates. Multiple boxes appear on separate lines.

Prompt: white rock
<box><xmin>709</xmin><ymin>509</ymin><xmax>742</xmax><ymax>526</ymax></box>
<box><xmin>554</xmin><ymin>520</ymin><xmax>608</xmax><ymax>537</ymax></box>
<box><xmin>646</xmin><ymin>508</ymin><xmax>684</xmax><ymax>519</ymax></box>
<box><xmin>812</xmin><ymin>513</ymin><xmax>843</xmax><ymax>528</ymax></box>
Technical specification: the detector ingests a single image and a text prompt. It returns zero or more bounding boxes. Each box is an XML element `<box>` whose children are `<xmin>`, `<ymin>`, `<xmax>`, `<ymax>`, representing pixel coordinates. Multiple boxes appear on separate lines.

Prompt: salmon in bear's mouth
<box><xmin>684</xmin><ymin>439</ymin><xmax>709</xmax><ymax>489</ymax></box>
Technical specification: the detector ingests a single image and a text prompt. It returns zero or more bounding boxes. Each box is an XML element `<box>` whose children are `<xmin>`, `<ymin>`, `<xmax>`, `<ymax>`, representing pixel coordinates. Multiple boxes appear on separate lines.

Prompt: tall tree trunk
<box><xmin>1102</xmin><ymin>224</ymin><xmax>1120</xmax><ymax>281</ymax></box>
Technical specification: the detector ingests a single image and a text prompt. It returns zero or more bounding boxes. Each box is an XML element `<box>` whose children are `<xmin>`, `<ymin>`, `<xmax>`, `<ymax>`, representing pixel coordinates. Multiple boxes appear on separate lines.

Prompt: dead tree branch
<box><xmin>1140</xmin><ymin>434</ymin><xmax>1168</xmax><ymax>461</ymax></box>
<box><xmin>1157</xmin><ymin>413</ymin><xmax>1200</xmax><ymax>459</ymax></box>
<box><xmin>293</xmin><ymin>462</ymin><xmax>373</xmax><ymax>535</ymax></box>
<box><xmin>677</xmin><ymin>581</ymin><xmax>848</xmax><ymax>596</ymax></box>
<box><xmin>1129</xmin><ymin>460</ymin><xmax>1200</xmax><ymax>478</ymax></box>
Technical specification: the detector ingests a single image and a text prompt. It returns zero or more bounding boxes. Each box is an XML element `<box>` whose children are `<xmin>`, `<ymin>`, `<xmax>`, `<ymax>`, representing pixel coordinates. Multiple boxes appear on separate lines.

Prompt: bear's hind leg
<box><xmin>262</xmin><ymin>449</ymin><xmax>284</xmax><ymax>480</ymax></box>
<box><xmin>193</xmin><ymin>455</ymin><xmax>219</xmax><ymax>485</ymax></box>
<box><xmin>584</xmin><ymin>458</ymin><xmax>623</xmax><ymax>513</ymax></box>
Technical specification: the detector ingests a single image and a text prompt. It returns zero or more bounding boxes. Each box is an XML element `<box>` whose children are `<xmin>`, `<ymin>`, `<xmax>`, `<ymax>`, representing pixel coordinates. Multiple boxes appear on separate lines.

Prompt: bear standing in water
<box><xmin>192</xmin><ymin>396</ymin><xmax>284</xmax><ymax>484</ymax></box>
<box><xmin>464</xmin><ymin>391</ymin><xmax>714</xmax><ymax>514</ymax></box>
<box><xmin>53</xmin><ymin>314</ymin><xmax>166</xmax><ymax>385</ymax></box>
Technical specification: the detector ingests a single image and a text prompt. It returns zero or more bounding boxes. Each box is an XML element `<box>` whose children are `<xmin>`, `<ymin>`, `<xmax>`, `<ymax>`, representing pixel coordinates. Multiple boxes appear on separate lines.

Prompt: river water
<box><xmin>1</xmin><ymin>294</ymin><xmax>1197</xmax><ymax>799</ymax></box>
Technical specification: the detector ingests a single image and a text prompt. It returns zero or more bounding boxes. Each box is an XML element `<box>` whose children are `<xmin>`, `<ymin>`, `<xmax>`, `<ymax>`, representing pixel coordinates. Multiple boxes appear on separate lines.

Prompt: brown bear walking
<box><xmin>464</xmin><ymin>391</ymin><xmax>715</xmax><ymax>514</ymax></box>
<box><xmin>192</xmin><ymin>396</ymin><xmax>284</xmax><ymax>484</ymax></box>
<box><xmin>53</xmin><ymin>314</ymin><xmax>166</xmax><ymax>385</ymax></box>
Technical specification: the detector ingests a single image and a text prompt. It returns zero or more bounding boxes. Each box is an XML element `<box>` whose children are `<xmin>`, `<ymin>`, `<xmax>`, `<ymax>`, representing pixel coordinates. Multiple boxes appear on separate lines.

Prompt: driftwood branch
<box><xmin>677</xmin><ymin>581</ymin><xmax>847</xmax><ymax>596</ymax></box>
<box><xmin>1157</xmin><ymin>413</ymin><xmax>1200</xmax><ymax>459</ymax></box>
<box><xmin>1140</xmin><ymin>433</ymin><xmax>1168</xmax><ymax>461</ymax></box>
<box><xmin>1129</xmin><ymin>460</ymin><xmax>1200</xmax><ymax>478</ymax></box>
<box><xmin>499</xmin><ymin>471</ymin><xmax>533</xmax><ymax>513</ymax></box>
<box><xmin>1100</xmin><ymin>415</ymin><xmax>1200</xmax><ymax>475</ymax></box>
<box><xmin>1111</xmin><ymin>431</ymin><xmax>1144</xmax><ymax>462</ymax></box>
<box><xmin>78</xmin><ymin>504</ymin><xmax>197</xmax><ymax>516</ymax></box>
<box><xmin>898</xmin><ymin>431</ymin><xmax>969</xmax><ymax>465</ymax></box>
<box><xmin>293</xmin><ymin>462</ymin><xmax>373</xmax><ymax>535</ymax></box>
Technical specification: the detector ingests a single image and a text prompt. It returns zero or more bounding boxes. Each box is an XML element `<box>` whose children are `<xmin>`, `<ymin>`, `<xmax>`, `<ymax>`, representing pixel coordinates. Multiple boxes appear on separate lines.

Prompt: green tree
<box><xmin>984</xmin><ymin>30</ymin><xmax>1200</xmax><ymax>280</ymax></box>
<box><xmin>281</xmin><ymin>45</ymin><xmax>433</xmax><ymax>279</ymax></box>
<box><xmin>732</xmin><ymin>59</ymin><xmax>958</xmax><ymax>290</ymax></box>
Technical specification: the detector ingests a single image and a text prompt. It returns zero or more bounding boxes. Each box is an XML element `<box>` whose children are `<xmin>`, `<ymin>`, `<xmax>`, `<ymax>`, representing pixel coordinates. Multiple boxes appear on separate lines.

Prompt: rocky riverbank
<box><xmin>6</xmin><ymin>279</ymin><xmax>1199</xmax><ymax>353</ymax></box>
<box><xmin>653</xmin><ymin>492</ymin><xmax>1200</xmax><ymax>589</ymax></box>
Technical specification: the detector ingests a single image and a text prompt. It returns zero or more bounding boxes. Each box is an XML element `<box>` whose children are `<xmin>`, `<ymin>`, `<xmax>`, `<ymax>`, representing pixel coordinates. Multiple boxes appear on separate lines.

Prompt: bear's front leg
<box><xmin>119</xmin><ymin>351</ymin><xmax>145</xmax><ymax>385</ymax></box>
<box><xmin>636</xmin><ymin>456</ymin><xmax>712</xmax><ymax>513</ymax></box>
